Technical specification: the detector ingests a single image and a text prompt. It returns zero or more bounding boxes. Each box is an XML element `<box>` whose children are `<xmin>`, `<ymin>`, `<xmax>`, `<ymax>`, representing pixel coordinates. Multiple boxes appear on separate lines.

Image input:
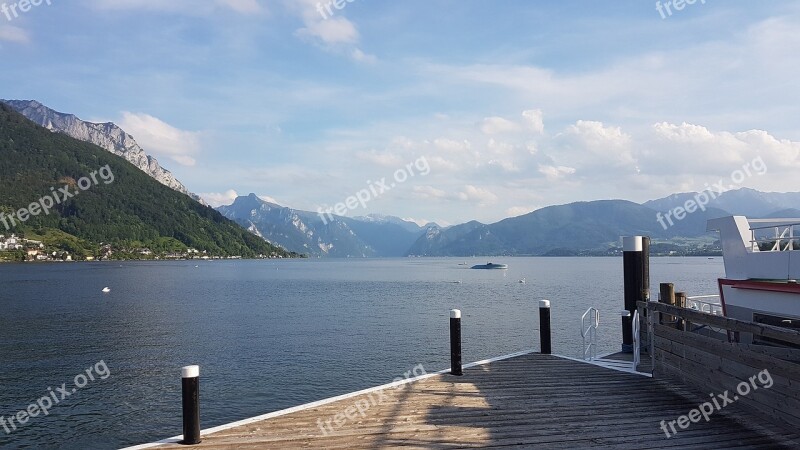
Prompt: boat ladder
<box><xmin>581</xmin><ymin>307</ymin><xmax>599</xmax><ymax>361</ymax></box>
<box><xmin>580</xmin><ymin>307</ymin><xmax>644</xmax><ymax>373</ymax></box>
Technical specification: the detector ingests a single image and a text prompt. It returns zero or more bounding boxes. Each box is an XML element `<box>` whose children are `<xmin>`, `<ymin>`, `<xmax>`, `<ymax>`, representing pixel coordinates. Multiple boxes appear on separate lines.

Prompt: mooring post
<box><xmin>676</xmin><ymin>292</ymin><xmax>688</xmax><ymax>331</ymax></box>
<box><xmin>450</xmin><ymin>309</ymin><xmax>463</xmax><ymax>376</ymax></box>
<box><xmin>622</xmin><ymin>236</ymin><xmax>650</xmax><ymax>353</ymax></box>
<box><xmin>181</xmin><ymin>365</ymin><xmax>201</xmax><ymax>445</ymax></box>
<box><xmin>659</xmin><ymin>282</ymin><xmax>676</xmax><ymax>325</ymax></box>
<box><xmin>539</xmin><ymin>300</ymin><xmax>552</xmax><ymax>354</ymax></box>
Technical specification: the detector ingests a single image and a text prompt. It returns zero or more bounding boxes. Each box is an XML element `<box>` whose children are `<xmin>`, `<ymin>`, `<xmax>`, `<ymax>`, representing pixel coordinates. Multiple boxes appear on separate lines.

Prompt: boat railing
<box><xmin>686</xmin><ymin>295</ymin><xmax>724</xmax><ymax>316</ymax></box>
<box><xmin>748</xmin><ymin>220</ymin><xmax>800</xmax><ymax>252</ymax></box>
<box><xmin>581</xmin><ymin>307</ymin><xmax>599</xmax><ymax>361</ymax></box>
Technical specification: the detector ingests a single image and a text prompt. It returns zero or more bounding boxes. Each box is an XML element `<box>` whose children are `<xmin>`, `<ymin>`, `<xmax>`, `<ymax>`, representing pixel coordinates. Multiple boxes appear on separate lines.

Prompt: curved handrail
<box><xmin>581</xmin><ymin>307</ymin><xmax>599</xmax><ymax>361</ymax></box>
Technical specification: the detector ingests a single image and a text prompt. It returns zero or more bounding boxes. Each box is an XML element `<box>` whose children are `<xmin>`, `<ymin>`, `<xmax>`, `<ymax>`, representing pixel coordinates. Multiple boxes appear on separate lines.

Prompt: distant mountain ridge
<box><xmin>218</xmin><ymin>188</ymin><xmax>800</xmax><ymax>257</ymax></box>
<box><xmin>644</xmin><ymin>188</ymin><xmax>800</xmax><ymax>218</ymax></box>
<box><xmin>1</xmin><ymin>99</ymin><xmax>203</xmax><ymax>203</ymax></box>
<box><xmin>217</xmin><ymin>194</ymin><xmax>426</xmax><ymax>257</ymax></box>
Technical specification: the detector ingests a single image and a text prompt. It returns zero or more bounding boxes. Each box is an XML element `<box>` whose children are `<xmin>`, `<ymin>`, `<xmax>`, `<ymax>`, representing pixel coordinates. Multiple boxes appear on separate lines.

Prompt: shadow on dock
<box><xmin>150</xmin><ymin>353</ymin><xmax>800</xmax><ymax>449</ymax></box>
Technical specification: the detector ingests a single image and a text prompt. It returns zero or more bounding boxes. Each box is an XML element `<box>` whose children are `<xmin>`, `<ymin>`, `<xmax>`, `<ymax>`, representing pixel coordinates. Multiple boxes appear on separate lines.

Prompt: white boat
<box><xmin>470</xmin><ymin>262</ymin><xmax>508</xmax><ymax>270</ymax></box>
<box><xmin>706</xmin><ymin>216</ymin><xmax>800</xmax><ymax>343</ymax></box>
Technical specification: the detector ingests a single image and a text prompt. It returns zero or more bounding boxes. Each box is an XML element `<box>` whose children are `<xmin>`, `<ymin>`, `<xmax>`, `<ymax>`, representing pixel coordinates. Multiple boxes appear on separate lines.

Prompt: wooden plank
<box><xmin>654</xmin><ymin>338</ymin><xmax>800</xmax><ymax>428</ymax></box>
<box><xmin>654</xmin><ymin>348</ymin><xmax>800</xmax><ymax>432</ymax></box>
<box><xmin>646</xmin><ymin>302</ymin><xmax>800</xmax><ymax>345</ymax></box>
<box><xmin>136</xmin><ymin>353</ymin><xmax>800</xmax><ymax>450</ymax></box>
<box><xmin>737</xmin><ymin>342</ymin><xmax>800</xmax><ymax>363</ymax></box>
<box><xmin>653</xmin><ymin>335</ymin><xmax>800</xmax><ymax>415</ymax></box>
<box><xmin>653</xmin><ymin>323</ymin><xmax>800</xmax><ymax>381</ymax></box>
<box><xmin>653</xmin><ymin>324</ymin><xmax>800</xmax><ymax>405</ymax></box>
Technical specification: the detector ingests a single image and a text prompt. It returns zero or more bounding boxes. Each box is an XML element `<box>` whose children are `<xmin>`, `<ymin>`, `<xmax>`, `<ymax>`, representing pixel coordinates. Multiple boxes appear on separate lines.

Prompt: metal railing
<box><xmin>581</xmin><ymin>307</ymin><xmax>599</xmax><ymax>361</ymax></box>
<box><xmin>748</xmin><ymin>220</ymin><xmax>800</xmax><ymax>252</ymax></box>
<box><xmin>686</xmin><ymin>295</ymin><xmax>724</xmax><ymax>316</ymax></box>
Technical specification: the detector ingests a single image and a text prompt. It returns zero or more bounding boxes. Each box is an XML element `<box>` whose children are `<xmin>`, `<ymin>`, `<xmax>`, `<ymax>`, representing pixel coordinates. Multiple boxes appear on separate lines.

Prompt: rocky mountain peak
<box><xmin>1</xmin><ymin>99</ymin><xmax>203</xmax><ymax>204</ymax></box>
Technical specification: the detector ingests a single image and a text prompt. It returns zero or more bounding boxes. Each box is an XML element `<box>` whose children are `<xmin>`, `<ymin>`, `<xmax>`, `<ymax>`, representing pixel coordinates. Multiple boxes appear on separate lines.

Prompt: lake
<box><xmin>0</xmin><ymin>257</ymin><xmax>723</xmax><ymax>449</ymax></box>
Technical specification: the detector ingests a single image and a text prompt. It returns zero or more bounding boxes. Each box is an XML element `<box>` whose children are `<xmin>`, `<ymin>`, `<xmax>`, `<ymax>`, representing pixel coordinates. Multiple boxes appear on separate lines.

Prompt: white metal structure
<box><xmin>632</xmin><ymin>310</ymin><xmax>640</xmax><ymax>371</ymax></box>
<box><xmin>707</xmin><ymin>216</ymin><xmax>800</xmax><ymax>281</ymax></box>
<box><xmin>686</xmin><ymin>295</ymin><xmax>724</xmax><ymax>316</ymax></box>
<box><xmin>581</xmin><ymin>307</ymin><xmax>599</xmax><ymax>361</ymax></box>
<box><xmin>707</xmin><ymin>216</ymin><xmax>800</xmax><ymax>342</ymax></box>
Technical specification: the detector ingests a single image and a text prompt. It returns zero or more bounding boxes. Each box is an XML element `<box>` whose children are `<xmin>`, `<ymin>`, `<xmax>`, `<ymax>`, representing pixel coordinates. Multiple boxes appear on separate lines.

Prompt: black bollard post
<box><xmin>539</xmin><ymin>300</ymin><xmax>552</xmax><ymax>354</ymax></box>
<box><xmin>180</xmin><ymin>365</ymin><xmax>201</xmax><ymax>445</ymax></box>
<box><xmin>622</xmin><ymin>236</ymin><xmax>649</xmax><ymax>353</ymax></box>
<box><xmin>450</xmin><ymin>309</ymin><xmax>463</xmax><ymax>376</ymax></box>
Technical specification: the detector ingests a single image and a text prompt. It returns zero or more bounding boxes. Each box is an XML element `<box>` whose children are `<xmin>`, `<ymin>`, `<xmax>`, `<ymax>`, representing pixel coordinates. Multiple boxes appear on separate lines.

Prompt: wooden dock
<box><xmin>135</xmin><ymin>352</ymin><xmax>800</xmax><ymax>449</ymax></box>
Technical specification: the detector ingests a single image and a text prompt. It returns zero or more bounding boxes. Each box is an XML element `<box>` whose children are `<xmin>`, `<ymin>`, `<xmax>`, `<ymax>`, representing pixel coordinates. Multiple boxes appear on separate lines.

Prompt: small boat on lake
<box><xmin>470</xmin><ymin>262</ymin><xmax>508</xmax><ymax>270</ymax></box>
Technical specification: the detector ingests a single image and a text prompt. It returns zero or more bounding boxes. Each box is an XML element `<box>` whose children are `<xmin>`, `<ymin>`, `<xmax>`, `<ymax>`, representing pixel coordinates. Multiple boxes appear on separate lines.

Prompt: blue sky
<box><xmin>2</xmin><ymin>0</ymin><xmax>800</xmax><ymax>225</ymax></box>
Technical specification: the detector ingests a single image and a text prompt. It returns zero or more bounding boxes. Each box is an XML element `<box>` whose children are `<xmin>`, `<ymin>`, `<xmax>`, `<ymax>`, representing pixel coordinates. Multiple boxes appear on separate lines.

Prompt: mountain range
<box><xmin>217</xmin><ymin>194</ymin><xmax>427</xmax><ymax>257</ymax></box>
<box><xmin>1</xmin><ymin>100</ymin><xmax>203</xmax><ymax>203</ymax></box>
<box><xmin>5</xmin><ymin>99</ymin><xmax>800</xmax><ymax>259</ymax></box>
<box><xmin>219</xmin><ymin>190</ymin><xmax>800</xmax><ymax>257</ymax></box>
<box><xmin>0</xmin><ymin>103</ymin><xmax>291</xmax><ymax>259</ymax></box>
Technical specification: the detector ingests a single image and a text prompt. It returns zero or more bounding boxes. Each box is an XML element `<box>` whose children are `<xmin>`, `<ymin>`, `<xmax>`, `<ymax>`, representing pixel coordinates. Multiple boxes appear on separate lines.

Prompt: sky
<box><xmin>2</xmin><ymin>0</ymin><xmax>800</xmax><ymax>226</ymax></box>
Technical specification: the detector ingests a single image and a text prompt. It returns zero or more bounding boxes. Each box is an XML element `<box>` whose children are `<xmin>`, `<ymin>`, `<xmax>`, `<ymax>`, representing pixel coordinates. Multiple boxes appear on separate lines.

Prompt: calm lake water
<box><xmin>0</xmin><ymin>257</ymin><xmax>723</xmax><ymax>449</ymax></box>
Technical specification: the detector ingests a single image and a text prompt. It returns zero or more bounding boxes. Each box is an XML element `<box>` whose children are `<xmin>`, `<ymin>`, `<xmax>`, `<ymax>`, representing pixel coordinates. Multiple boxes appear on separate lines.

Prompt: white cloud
<box><xmin>506</xmin><ymin>206</ymin><xmax>538</xmax><ymax>217</ymax></box>
<box><xmin>258</xmin><ymin>194</ymin><xmax>282</xmax><ymax>205</ymax></box>
<box><xmin>118</xmin><ymin>112</ymin><xmax>201</xmax><ymax>166</ymax></box>
<box><xmin>88</xmin><ymin>0</ymin><xmax>263</xmax><ymax>14</ymax></box>
<box><xmin>457</xmin><ymin>185</ymin><xmax>498</xmax><ymax>204</ymax></box>
<box><xmin>198</xmin><ymin>190</ymin><xmax>281</xmax><ymax>208</ymax></box>
<box><xmin>351</xmin><ymin>48</ymin><xmax>377</xmax><ymax>63</ymax></box>
<box><xmin>538</xmin><ymin>164</ymin><xmax>576</xmax><ymax>181</ymax></box>
<box><xmin>480</xmin><ymin>116</ymin><xmax>520</xmax><ymax>135</ymax></box>
<box><xmin>488</xmin><ymin>159</ymin><xmax>520</xmax><ymax>172</ymax></box>
<box><xmin>413</xmin><ymin>185</ymin><xmax>448</xmax><ymax>200</ymax></box>
<box><xmin>556</xmin><ymin>120</ymin><xmax>635</xmax><ymax>169</ymax></box>
<box><xmin>218</xmin><ymin>0</ymin><xmax>263</xmax><ymax>14</ymax></box>
<box><xmin>522</xmin><ymin>109</ymin><xmax>544</xmax><ymax>134</ymax></box>
<box><xmin>433</xmin><ymin>138</ymin><xmax>472</xmax><ymax>154</ymax></box>
<box><xmin>0</xmin><ymin>25</ymin><xmax>29</xmax><ymax>43</ymax></box>
<box><xmin>486</xmin><ymin>138</ymin><xmax>515</xmax><ymax>156</ymax></box>
<box><xmin>296</xmin><ymin>15</ymin><xmax>359</xmax><ymax>45</ymax></box>
<box><xmin>403</xmin><ymin>217</ymin><xmax>433</xmax><ymax>227</ymax></box>
<box><xmin>645</xmin><ymin>122</ymin><xmax>800</xmax><ymax>177</ymax></box>
<box><xmin>199</xmin><ymin>189</ymin><xmax>240</xmax><ymax>207</ymax></box>
<box><xmin>289</xmin><ymin>0</ymin><xmax>373</xmax><ymax>62</ymax></box>
<box><xmin>356</xmin><ymin>150</ymin><xmax>403</xmax><ymax>167</ymax></box>
<box><xmin>424</xmin><ymin>155</ymin><xmax>461</xmax><ymax>172</ymax></box>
